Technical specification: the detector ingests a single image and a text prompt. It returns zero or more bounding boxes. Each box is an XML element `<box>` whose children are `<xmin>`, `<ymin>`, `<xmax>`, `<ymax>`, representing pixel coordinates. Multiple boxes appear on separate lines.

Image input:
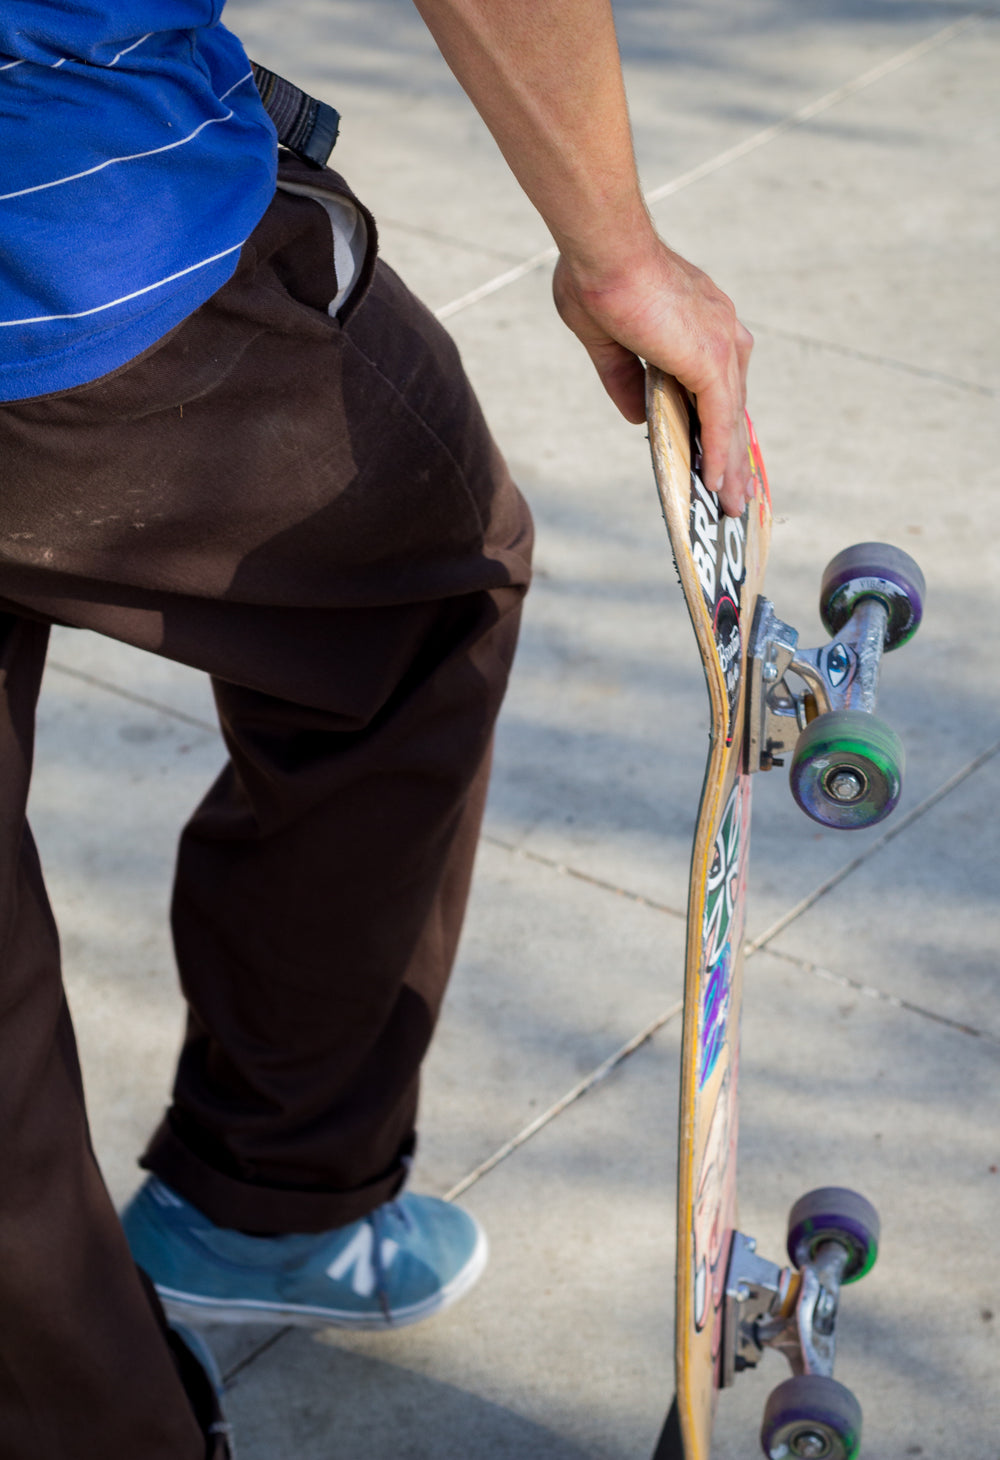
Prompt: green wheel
<box><xmin>790</xmin><ymin>710</ymin><xmax>904</xmax><ymax>829</ymax></box>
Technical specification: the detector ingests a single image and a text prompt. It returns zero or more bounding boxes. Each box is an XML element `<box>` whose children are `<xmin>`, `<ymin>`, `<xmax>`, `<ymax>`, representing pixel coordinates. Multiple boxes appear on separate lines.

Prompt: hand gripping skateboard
<box><xmin>645</xmin><ymin>370</ymin><xmax>924</xmax><ymax>1460</ymax></box>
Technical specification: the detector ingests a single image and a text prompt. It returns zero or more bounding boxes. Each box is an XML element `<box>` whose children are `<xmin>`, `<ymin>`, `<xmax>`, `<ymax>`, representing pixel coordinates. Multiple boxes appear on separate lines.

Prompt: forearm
<box><xmin>412</xmin><ymin>0</ymin><xmax>754</xmax><ymax>514</ymax></box>
<box><xmin>410</xmin><ymin>0</ymin><xmax>656</xmax><ymax>282</ymax></box>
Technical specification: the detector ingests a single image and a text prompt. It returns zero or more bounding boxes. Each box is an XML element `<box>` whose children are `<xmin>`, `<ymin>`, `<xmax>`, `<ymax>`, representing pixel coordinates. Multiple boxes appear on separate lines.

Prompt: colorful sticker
<box><xmin>698</xmin><ymin>943</ymin><xmax>733</xmax><ymax>1091</ymax></box>
<box><xmin>821</xmin><ymin>640</ymin><xmax>857</xmax><ymax>692</ymax></box>
<box><xmin>745</xmin><ymin>410</ymin><xmax>771</xmax><ymax>524</ymax></box>
<box><xmin>691</xmin><ymin>775</ymin><xmax>751</xmax><ymax>1354</ymax></box>
<box><xmin>702</xmin><ymin>777</ymin><xmax>750</xmax><ymax>978</ymax></box>
<box><xmin>692</xmin><ymin>1056</ymin><xmax>740</xmax><ymax>1356</ymax></box>
<box><xmin>686</xmin><ymin>404</ymin><xmax>748</xmax><ymax>744</ymax></box>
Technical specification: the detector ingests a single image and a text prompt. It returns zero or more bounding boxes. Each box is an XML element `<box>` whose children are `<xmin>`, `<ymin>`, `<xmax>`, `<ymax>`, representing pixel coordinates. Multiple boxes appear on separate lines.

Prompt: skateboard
<box><xmin>644</xmin><ymin>370</ymin><xmax>924</xmax><ymax>1460</ymax></box>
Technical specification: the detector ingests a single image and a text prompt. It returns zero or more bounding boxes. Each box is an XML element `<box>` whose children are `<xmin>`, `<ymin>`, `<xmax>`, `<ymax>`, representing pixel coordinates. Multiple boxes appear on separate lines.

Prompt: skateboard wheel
<box><xmin>790</xmin><ymin>710</ymin><xmax>903</xmax><ymax>829</ymax></box>
<box><xmin>760</xmin><ymin>1375</ymin><xmax>862</xmax><ymax>1460</ymax></box>
<box><xmin>786</xmin><ymin>1187</ymin><xmax>880</xmax><ymax>1282</ymax></box>
<box><xmin>820</xmin><ymin>542</ymin><xmax>925</xmax><ymax>650</ymax></box>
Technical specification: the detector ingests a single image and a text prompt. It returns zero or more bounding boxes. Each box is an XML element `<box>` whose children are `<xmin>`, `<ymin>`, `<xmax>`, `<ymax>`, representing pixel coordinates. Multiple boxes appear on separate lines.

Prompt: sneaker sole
<box><xmin>154</xmin><ymin>1225</ymin><xmax>489</xmax><ymax>1331</ymax></box>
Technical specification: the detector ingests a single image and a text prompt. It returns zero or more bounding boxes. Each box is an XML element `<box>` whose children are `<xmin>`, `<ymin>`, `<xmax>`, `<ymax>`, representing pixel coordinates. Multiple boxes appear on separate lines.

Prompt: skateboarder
<box><xmin>0</xmin><ymin>2</ymin><xmax>752</xmax><ymax>1454</ymax></box>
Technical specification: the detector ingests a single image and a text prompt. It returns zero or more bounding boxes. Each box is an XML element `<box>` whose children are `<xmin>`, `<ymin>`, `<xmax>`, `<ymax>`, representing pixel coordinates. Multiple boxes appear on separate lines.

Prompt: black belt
<box><xmin>251</xmin><ymin>61</ymin><xmax>340</xmax><ymax>169</ymax></box>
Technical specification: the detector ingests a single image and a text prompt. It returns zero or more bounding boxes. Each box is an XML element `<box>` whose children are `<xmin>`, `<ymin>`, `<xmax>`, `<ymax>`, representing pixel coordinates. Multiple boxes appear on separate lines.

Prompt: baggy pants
<box><xmin>0</xmin><ymin>157</ymin><xmax>533</xmax><ymax>1456</ymax></box>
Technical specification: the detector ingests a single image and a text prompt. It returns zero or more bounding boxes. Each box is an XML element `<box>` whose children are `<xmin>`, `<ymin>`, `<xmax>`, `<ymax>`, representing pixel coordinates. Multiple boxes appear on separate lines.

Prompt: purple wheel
<box><xmin>786</xmin><ymin>1187</ymin><xmax>880</xmax><ymax>1283</ymax></box>
<box><xmin>820</xmin><ymin>542</ymin><xmax>925</xmax><ymax>649</ymax></box>
<box><xmin>761</xmin><ymin>1375</ymin><xmax>862</xmax><ymax>1460</ymax></box>
<box><xmin>790</xmin><ymin>710</ymin><xmax>903</xmax><ymax>830</ymax></box>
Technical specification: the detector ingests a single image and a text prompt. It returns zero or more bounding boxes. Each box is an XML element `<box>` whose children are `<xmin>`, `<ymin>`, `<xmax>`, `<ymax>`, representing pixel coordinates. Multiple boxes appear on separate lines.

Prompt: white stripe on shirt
<box><xmin>0</xmin><ymin>71</ymin><xmax>253</xmax><ymax>202</ymax></box>
<box><xmin>0</xmin><ymin>243</ymin><xmax>244</xmax><ymax>327</ymax></box>
<box><xmin>108</xmin><ymin>33</ymin><xmax>153</xmax><ymax>67</ymax></box>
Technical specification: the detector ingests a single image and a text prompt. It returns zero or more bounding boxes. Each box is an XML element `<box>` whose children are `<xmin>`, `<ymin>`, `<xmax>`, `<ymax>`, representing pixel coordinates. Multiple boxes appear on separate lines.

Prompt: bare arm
<box><xmin>411</xmin><ymin>0</ymin><xmax>754</xmax><ymax>514</ymax></box>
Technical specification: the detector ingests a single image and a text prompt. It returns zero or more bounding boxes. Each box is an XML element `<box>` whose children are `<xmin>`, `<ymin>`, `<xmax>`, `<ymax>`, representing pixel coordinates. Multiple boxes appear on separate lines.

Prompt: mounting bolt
<box><xmin>826</xmin><ymin>768</ymin><xmax>866</xmax><ymax>803</ymax></box>
<box><xmin>791</xmin><ymin>1433</ymin><xmax>829</xmax><ymax>1459</ymax></box>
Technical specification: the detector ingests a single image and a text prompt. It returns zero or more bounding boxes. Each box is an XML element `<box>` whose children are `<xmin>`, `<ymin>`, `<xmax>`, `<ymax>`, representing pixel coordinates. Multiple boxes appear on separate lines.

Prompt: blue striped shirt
<box><xmin>0</xmin><ymin>3</ymin><xmax>277</xmax><ymax>401</ymax></box>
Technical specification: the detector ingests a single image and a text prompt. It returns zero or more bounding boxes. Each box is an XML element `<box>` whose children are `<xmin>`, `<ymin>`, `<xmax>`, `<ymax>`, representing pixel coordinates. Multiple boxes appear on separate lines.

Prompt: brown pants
<box><xmin>0</xmin><ymin>159</ymin><xmax>532</xmax><ymax>1455</ymax></box>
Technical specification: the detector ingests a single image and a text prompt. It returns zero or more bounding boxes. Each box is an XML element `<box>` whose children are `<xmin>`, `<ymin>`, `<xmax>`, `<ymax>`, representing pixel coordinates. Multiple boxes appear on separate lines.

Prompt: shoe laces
<box><xmin>369</xmin><ymin>1198</ymin><xmax>412</xmax><ymax>1322</ymax></box>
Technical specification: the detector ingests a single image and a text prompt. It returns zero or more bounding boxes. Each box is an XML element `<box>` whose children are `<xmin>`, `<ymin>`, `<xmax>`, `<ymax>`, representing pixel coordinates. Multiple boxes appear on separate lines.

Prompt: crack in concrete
<box><xmin>47</xmin><ymin>660</ymin><xmax>218</xmax><ymax>733</ymax></box>
<box><xmin>758</xmin><ymin>942</ymin><xmax>1000</xmax><ymax>1047</ymax></box>
<box><xmin>221</xmin><ymin>1326</ymin><xmax>290</xmax><ymax>1386</ymax></box>
<box><xmin>746</xmin><ymin>737</ymin><xmax>1000</xmax><ymax>956</ymax></box>
<box><xmin>742</xmin><ymin>320</ymin><xmax>996</xmax><ymax>398</ymax></box>
<box><xmin>481</xmin><ymin>832</ymin><xmax>686</xmax><ymax>920</ymax></box>
<box><xmin>442</xmin><ymin>1000</ymin><xmax>684</xmax><ymax>1204</ymax></box>
<box><xmin>376</xmin><ymin>215</ymin><xmax>526</xmax><ymax>265</ymax></box>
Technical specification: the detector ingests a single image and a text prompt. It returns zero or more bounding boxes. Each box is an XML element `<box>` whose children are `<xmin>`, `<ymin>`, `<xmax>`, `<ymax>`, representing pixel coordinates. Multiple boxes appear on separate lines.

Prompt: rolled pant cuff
<box><xmin>140</xmin><ymin>1125</ymin><xmax>411</xmax><ymax>1235</ymax></box>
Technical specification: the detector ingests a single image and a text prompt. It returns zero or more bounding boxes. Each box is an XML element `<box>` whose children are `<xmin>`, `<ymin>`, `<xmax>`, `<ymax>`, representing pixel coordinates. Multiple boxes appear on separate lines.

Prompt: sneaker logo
<box><xmin>325</xmin><ymin>1227</ymin><xmax>400</xmax><ymax>1298</ymax></box>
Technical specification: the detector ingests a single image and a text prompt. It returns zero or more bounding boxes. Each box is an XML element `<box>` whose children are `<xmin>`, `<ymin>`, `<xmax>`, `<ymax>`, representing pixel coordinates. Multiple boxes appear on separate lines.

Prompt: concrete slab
<box><xmin>648</xmin><ymin>14</ymin><xmax>1000</xmax><ymax>391</ymax></box>
<box><xmin>375</xmin><ymin>222</ymin><xmax>526</xmax><ymax>319</ymax></box>
<box><xmin>46</xmin><ymin>624</ymin><xmax>218</xmax><ymax>728</ymax></box>
<box><xmin>222</xmin><ymin>0</ymin><xmax>982</xmax><ymax>279</ymax></box>
<box><xmin>33</xmin><ymin>653</ymin><xmax>689</xmax><ymax>1377</ymax></box>
<box><xmin>222</xmin><ymin>0</ymin><xmax>998</xmax><ymax>943</ymax></box>
<box><xmin>42</xmin><ymin>347</ymin><xmax>997</xmax><ymax>971</ymax></box>
<box><xmin>720</xmin><ymin>945</ymin><xmax>1000</xmax><ymax>1460</ymax></box>
<box><xmin>29</xmin><ymin>658</ymin><xmax>225</xmax><ymax>1207</ymax></box>
<box><xmin>36</xmin><ymin>656</ymin><xmax>689</xmax><ymax>1207</ymax></box>
<box><xmin>730</xmin><ymin>338</ymin><xmax>999</xmax><ymax>945</ymax></box>
<box><xmin>444</xmin><ymin>254</ymin><xmax>996</xmax><ymax>935</ymax></box>
<box><xmin>764</xmin><ymin>748</ymin><xmax>1000</xmax><ymax>1038</ymax></box>
<box><xmin>365</xmin><ymin>258</ymin><xmax>710</xmax><ymax>912</ymax></box>
<box><xmin>223</xmin><ymin>0</ymin><xmax>551</xmax><ymax>262</ymax></box>
<box><xmin>693</xmin><ymin>903</ymin><xmax>996</xmax><ymax>1458</ymax></box>
<box><xmin>409</xmin><ymin>836</ymin><xmax>687</xmax><ymax>1197</ymax></box>
<box><xmin>202</xmin><ymin>941</ymin><xmax>998</xmax><ymax>1458</ymax></box>
<box><xmin>213</xmin><ymin>1019</ymin><xmax>683</xmax><ymax>1460</ymax></box>
<box><xmin>18</xmin><ymin>2</ymin><xmax>997</xmax><ymax>1452</ymax></box>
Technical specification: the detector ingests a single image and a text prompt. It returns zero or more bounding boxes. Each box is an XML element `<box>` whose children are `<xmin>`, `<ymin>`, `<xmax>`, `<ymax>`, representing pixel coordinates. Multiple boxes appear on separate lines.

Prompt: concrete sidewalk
<box><xmin>32</xmin><ymin>2</ymin><xmax>998</xmax><ymax>1456</ymax></box>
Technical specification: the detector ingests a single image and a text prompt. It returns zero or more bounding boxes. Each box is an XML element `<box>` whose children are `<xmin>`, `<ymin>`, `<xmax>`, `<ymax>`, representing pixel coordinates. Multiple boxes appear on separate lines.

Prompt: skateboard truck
<box><xmin>724</xmin><ymin>1232</ymin><xmax>848</xmax><ymax>1385</ymax></box>
<box><xmin>747</xmin><ymin>542</ymin><xmax>925</xmax><ymax>829</ymax></box>
<box><xmin>722</xmin><ymin>1189</ymin><xmax>880</xmax><ymax>1460</ymax></box>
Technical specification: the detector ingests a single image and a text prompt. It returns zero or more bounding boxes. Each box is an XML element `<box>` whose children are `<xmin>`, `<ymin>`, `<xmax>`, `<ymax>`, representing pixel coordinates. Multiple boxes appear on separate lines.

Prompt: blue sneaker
<box><xmin>121</xmin><ymin>1177</ymin><xmax>488</xmax><ymax>1330</ymax></box>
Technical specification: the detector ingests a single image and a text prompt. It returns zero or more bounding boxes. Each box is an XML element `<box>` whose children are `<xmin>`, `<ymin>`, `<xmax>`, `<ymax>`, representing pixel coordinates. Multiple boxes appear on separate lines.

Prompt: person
<box><xmin>0</xmin><ymin>2</ymin><xmax>752</xmax><ymax>1454</ymax></box>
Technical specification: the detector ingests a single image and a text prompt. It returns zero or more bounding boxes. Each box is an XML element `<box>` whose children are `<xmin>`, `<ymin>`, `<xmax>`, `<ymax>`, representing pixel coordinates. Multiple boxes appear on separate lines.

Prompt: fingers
<box><xmin>585</xmin><ymin>338</ymin><xmax>648</xmax><ymax>424</ymax></box>
<box><xmin>553</xmin><ymin>247</ymin><xmax>756</xmax><ymax>517</ymax></box>
<box><xmin>696</xmin><ymin>321</ymin><xmax>754</xmax><ymax>518</ymax></box>
<box><xmin>714</xmin><ymin>415</ymin><xmax>753</xmax><ymax>518</ymax></box>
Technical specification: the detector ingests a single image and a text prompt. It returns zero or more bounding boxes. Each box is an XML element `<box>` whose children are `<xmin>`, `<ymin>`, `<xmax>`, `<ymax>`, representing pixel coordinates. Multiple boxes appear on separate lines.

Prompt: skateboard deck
<box><xmin>645</xmin><ymin>372</ymin><xmax>922</xmax><ymax>1460</ymax></box>
<box><xmin>646</xmin><ymin>369</ymin><xmax>770</xmax><ymax>1460</ymax></box>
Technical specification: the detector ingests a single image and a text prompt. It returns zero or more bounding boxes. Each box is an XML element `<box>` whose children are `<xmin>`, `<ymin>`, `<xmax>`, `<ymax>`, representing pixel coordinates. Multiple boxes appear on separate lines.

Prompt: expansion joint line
<box><xmin>47</xmin><ymin>660</ymin><xmax>218</xmax><ymax>734</ymax></box>
<box><xmin>761</xmin><ymin>943</ymin><xmax>1000</xmax><ymax>1048</ymax></box>
<box><xmin>443</xmin><ymin>1000</ymin><xmax>684</xmax><ymax>1203</ymax></box>
<box><xmin>481</xmin><ymin>832</ymin><xmax>685</xmax><ymax>920</ymax></box>
<box><xmin>742</xmin><ymin>320</ymin><xmax>997</xmax><ymax>399</ymax></box>
<box><xmin>473</xmin><ymin>735</ymin><xmax>1000</xmax><ymax>1172</ymax></box>
<box><xmin>746</xmin><ymin>737</ymin><xmax>1000</xmax><ymax>956</ymax></box>
<box><xmin>434</xmin><ymin>7</ymin><xmax>991</xmax><ymax>324</ymax></box>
